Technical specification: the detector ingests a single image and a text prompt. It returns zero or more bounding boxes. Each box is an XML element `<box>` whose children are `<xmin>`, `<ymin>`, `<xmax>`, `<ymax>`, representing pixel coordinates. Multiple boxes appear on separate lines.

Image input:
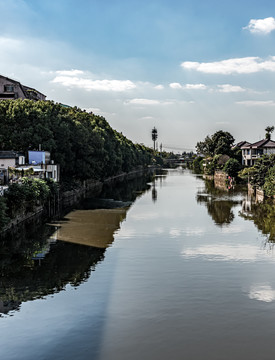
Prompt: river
<box><xmin>1</xmin><ymin>168</ymin><xmax>275</xmax><ymax>360</ymax></box>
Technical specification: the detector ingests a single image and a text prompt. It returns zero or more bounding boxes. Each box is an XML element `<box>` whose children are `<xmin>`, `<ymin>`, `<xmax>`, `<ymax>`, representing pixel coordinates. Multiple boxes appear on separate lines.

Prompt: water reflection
<box><xmin>196</xmin><ymin>179</ymin><xmax>243</xmax><ymax>226</ymax></box>
<box><xmin>151</xmin><ymin>178</ymin><xmax>157</xmax><ymax>202</ymax></box>
<box><xmin>182</xmin><ymin>244</ymin><xmax>275</xmax><ymax>262</ymax></box>
<box><xmin>248</xmin><ymin>284</ymin><xmax>275</xmax><ymax>302</ymax></box>
<box><xmin>0</xmin><ymin>174</ymin><xmax>153</xmax><ymax>316</ymax></box>
<box><xmin>196</xmin><ymin>175</ymin><xmax>275</xmax><ymax>252</ymax></box>
<box><xmin>51</xmin><ymin>208</ymin><xmax>128</xmax><ymax>248</ymax></box>
<box><xmin>0</xmin><ymin>224</ymin><xmax>106</xmax><ymax>315</ymax></box>
<box><xmin>240</xmin><ymin>199</ymin><xmax>275</xmax><ymax>244</ymax></box>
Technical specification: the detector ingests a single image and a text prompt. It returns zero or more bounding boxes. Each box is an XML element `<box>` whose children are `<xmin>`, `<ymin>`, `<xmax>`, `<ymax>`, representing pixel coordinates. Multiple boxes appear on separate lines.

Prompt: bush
<box><xmin>0</xmin><ymin>197</ymin><xmax>9</xmax><ymax>228</ymax></box>
<box><xmin>4</xmin><ymin>178</ymin><xmax>52</xmax><ymax>218</ymax></box>
<box><xmin>263</xmin><ymin>166</ymin><xmax>275</xmax><ymax>197</ymax></box>
<box><xmin>223</xmin><ymin>158</ymin><xmax>242</xmax><ymax>177</ymax></box>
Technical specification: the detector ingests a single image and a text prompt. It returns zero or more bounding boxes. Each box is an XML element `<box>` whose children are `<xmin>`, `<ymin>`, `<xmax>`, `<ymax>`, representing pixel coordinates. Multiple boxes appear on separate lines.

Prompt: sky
<box><xmin>1</xmin><ymin>0</ymin><xmax>275</xmax><ymax>152</ymax></box>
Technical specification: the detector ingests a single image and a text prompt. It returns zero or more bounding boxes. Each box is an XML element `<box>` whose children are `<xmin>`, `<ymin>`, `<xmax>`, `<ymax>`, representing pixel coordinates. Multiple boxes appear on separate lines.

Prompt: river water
<box><xmin>1</xmin><ymin>168</ymin><xmax>275</xmax><ymax>360</ymax></box>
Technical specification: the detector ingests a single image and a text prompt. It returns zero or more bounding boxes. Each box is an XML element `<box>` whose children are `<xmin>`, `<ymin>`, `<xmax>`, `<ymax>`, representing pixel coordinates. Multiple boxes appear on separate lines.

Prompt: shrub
<box><xmin>263</xmin><ymin>166</ymin><xmax>275</xmax><ymax>197</ymax></box>
<box><xmin>223</xmin><ymin>158</ymin><xmax>242</xmax><ymax>177</ymax></box>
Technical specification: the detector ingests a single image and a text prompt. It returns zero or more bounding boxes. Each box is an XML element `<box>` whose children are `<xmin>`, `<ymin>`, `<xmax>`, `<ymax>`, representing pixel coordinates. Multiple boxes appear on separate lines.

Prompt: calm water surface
<box><xmin>1</xmin><ymin>169</ymin><xmax>275</xmax><ymax>360</ymax></box>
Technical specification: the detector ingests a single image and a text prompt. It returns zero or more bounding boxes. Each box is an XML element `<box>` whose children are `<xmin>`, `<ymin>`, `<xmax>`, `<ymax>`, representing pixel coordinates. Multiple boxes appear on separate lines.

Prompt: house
<box><xmin>0</xmin><ymin>75</ymin><xmax>46</xmax><ymax>101</ymax></box>
<box><xmin>0</xmin><ymin>151</ymin><xmax>25</xmax><ymax>185</ymax></box>
<box><xmin>241</xmin><ymin>139</ymin><xmax>275</xmax><ymax>166</ymax></box>
<box><xmin>27</xmin><ymin>150</ymin><xmax>60</xmax><ymax>182</ymax></box>
<box><xmin>0</xmin><ymin>151</ymin><xmax>25</xmax><ymax>168</ymax></box>
<box><xmin>0</xmin><ymin>150</ymin><xmax>59</xmax><ymax>186</ymax></box>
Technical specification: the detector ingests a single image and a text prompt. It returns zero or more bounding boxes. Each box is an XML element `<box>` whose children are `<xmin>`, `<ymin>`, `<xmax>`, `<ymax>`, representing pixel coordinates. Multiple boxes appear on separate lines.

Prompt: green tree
<box><xmin>263</xmin><ymin>166</ymin><xmax>275</xmax><ymax>197</ymax></box>
<box><xmin>223</xmin><ymin>158</ymin><xmax>242</xmax><ymax>177</ymax></box>
<box><xmin>196</xmin><ymin>130</ymin><xmax>235</xmax><ymax>156</ymax></box>
<box><xmin>265</xmin><ymin>126</ymin><xmax>274</xmax><ymax>140</ymax></box>
<box><xmin>0</xmin><ymin>197</ymin><xmax>9</xmax><ymax>228</ymax></box>
<box><xmin>0</xmin><ymin>100</ymin><xmax>153</xmax><ymax>185</ymax></box>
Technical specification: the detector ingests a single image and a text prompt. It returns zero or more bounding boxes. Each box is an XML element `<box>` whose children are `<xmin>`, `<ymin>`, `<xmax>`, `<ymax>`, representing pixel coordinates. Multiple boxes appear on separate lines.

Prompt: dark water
<box><xmin>1</xmin><ymin>169</ymin><xmax>275</xmax><ymax>360</ymax></box>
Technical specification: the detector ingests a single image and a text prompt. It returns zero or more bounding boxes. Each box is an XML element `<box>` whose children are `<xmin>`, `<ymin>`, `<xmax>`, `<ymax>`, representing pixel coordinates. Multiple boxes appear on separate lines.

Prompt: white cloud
<box><xmin>169</xmin><ymin>82</ymin><xmax>182</xmax><ymax>89</ymax></box>
<box><xmin>125</xmin><ymin>98</ymin><xmax>174</xmax><ymax>106</ymax></box>
<box><xmin>126</xmin><ymin>98</ymin><xmax>161</xmax><ymax>105</ymax></box>
<box><xmin>236</xmin><ymin>100</ymin><xmax>275</xmax><ymax>106</ymax></box>
<box><xmin>82</xmin><ymin>107</ymin><xmax>101</xmax><ymax>113</ymax></box>
<box><xmin>154</xmin><ymin>84</ymin><xmax>164</xmax><ymax>90</ymax></box>
<box><xmin>140</xmin><ymin>116</ymin><xmax>154</xmax><ymax>120</ymax></box>
<box><xmin>52</xmin><ymin>71</ymin><xmax>136</xmax><ymax>92</ymax></box>
<box><xmin>185</xmin><ymin>83</ymin><xmax>207</xmax><ymax>90</ymax></box>
<box><xmin>218</xmin><ymin>84</ymin><xmax>246</xmax><ymax>93</ymax></box>
<box><xmin>181</xmin><ymin>56</ymin><xmax>275</xmax><ymax>74</ymax></box>
<box><xmin>169</xmin><ymin>83</ymin><xmax>206</xmax><ymax>90</ymax></box>
<box><xmin>244</xmin><ymin>17</ymin><xmax>275</xmax><ymax>34</ymax></box>
<box><xmin>56</xmin><ymin>69</ymin><xmax>84</xmax><ymax>76</ymax></box>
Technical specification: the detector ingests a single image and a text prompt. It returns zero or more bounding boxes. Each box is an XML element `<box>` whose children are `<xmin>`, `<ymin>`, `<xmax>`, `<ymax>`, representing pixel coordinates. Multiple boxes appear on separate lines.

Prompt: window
<box><xmin>4</xmin><ymin>84</ymin><xmax>14</xmax><ymax>92</ymax></box>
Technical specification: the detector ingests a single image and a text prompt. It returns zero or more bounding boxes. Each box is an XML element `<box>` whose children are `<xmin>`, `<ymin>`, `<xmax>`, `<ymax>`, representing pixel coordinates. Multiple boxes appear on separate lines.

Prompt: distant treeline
<box><xmin>0</xmin><ymin>100</ymin><xmax>154</xmax><ymax>183</ymax></box>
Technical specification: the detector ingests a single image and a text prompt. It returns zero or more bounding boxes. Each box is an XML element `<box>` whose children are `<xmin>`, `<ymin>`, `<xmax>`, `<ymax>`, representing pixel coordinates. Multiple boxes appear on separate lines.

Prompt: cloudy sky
<box><xmin>1</xmin><ymin>0</ymin><xmax>275</xmax><ymax>151</ymax></box>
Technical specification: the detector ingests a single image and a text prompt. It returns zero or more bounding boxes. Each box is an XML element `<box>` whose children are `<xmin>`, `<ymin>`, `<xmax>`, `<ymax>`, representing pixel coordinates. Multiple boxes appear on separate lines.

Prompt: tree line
<box><xmin>0</xmin><ymin>99</ymin><xmax>153</xmax><ymax>184</ymax></box>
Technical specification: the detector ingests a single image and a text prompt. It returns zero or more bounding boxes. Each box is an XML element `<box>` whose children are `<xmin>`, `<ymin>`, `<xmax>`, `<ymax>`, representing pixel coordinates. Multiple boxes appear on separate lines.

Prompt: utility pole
<box><xmin>152</xmin><ymin>127</ymin><xmax>158</xmax><ymax>151</ymax></box>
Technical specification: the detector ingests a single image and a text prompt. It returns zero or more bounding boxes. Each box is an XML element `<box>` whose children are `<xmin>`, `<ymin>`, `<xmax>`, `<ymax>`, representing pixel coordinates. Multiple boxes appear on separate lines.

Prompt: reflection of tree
<box><xmin>239</xmin><ymin>200</ymin><xmax>275</xmax><ymax>243</ymax></box>
<box><xmin>0</xmin><ymin>174</ymin><xmax>152</xmax><ymax>316</ymax></box>
<box><xmin>197</xmin><ymin>179</ymin><xmax>242</xmax><ymax>226</ymax></box>
<box><xmin>0</xmin><ymin>224</ymin><xmax>105</xmax><ymax>315</ymax></box>
<box><xmin>97</xmin><ymin>173</ymin><xmax>154</xmax><ymax>203</ymax></box>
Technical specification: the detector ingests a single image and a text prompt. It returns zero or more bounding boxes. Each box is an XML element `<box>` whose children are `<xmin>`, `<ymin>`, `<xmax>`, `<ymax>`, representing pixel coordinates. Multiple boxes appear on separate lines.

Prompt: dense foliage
<box><xmin>4</xmin><ymin>178</ymin><xmax>58</xmax><ymax>218</ymax></box>
<box><xmin>238</xmin><ymin>154</ymin><xmax>275</xmax><ymax>196</ymax></box>
<box><xmin>263</xmin><ymin>166</ymin><xmax>275</xmax><ymax>197</ymax></box>
<box><xmin>0</xmin><ymin>197</ymin><xmax>9</xmax><ymax>228</ymax></box>
<box><xmin>196</xmin><ymin>130</ymin><xmax>235</xmax><ymax>157</ymax></box>
<box><xmin>223</xmin><ymin>158</ymin><xmax>242</xmax><ymax>177</ymax></box>
<box><xmin>0</xmin><ymin>100</ymin><xmax>152</xmax><ymax>183</ymax></box>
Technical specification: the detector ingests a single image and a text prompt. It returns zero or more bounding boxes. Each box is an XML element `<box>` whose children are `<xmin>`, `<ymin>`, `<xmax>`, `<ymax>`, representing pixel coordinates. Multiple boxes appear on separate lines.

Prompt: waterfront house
<box><xmin>27</xmin><ymin>150</ymin><xmax>60</xmax><ymax>182</ymax></box>
<box><xmin>240</xmin><ymin>139</ymin><xmax>275</xmax><ymax>166</ymax></box>
<box><xmin>0</xmin><ymin>151</ymin><xmax>25</xmax><ymax>185</ymax></box>
<box><xmin>0</xmin><ymin>151</ymin><xmax>25</xmax><ymax>168</ymax></box>
<box><xmin>0</xmin><ymin>74</ymin><xmax>46</xmax><ymax>101</ymax></box>
<box><xmin>0</xmin><ymin>150</ymin><xmax>59</xmax><ymax>185</ymax></box>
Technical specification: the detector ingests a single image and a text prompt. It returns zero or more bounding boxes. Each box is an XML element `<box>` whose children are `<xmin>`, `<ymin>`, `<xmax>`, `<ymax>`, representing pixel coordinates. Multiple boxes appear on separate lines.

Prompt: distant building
<box><xmin>0</xmin><ymin>151</ymin><xmax>25</xmax><ymax>185</ymax></box>
<box><xmin>0</xmin><ymin>74</ymin><xmax>46</xmax><ymax>101</ymax></box>
<box><xmin>0</xmin><ymin>151</ymin><xmax>25</xmax><ymax>168</ymax></box>
<box><xmin>0</xmin><ymin>150</ymin><xmax>59</xmax><ymax>186</ymax></box>
<box><xmin>241</xmin><ymin>139</ymin><xmax>275</xmax><ymax>166</ymax></box>
<box><xmin>28</xmin><ymin>150</ymin><xmax>51</xmax><ymax>165</ymax></box>
<box><xmin>27</xmin><ymin>150</ymin><xmax>59</xmax><ymax>182</ymax></box>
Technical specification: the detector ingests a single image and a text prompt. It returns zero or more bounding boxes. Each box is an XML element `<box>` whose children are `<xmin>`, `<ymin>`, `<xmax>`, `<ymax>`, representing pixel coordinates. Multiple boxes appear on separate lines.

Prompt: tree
<box><xmin>0</xmin><ymin>100</ymin><xmax>153</xmax><ymax>185</ymax></box>
<box><xmin>265</xmin><ymin>126</ymin><xmax>274</xmax><ymax>140</ymax></box>
<box><xmin>196</xmin><ymin>130</ymin><xmax>235</xmax><ymax>156</ymax></box>
<box><xmin>263</xmin><ymin>166</ymin><xmax>275</xmax><ymax>197</ymax></box>
<box><xmin>223</xmin><ymin>158</ymin><xmax>242</xmax><ymax>177</ymax></box>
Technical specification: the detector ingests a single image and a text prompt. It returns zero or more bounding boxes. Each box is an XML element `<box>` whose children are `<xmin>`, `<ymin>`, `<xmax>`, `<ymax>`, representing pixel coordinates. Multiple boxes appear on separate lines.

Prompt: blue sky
<box><xmin>1</xmin><ymin>0</ymin><xmax>275</xmax><ymax>151</ymax></box>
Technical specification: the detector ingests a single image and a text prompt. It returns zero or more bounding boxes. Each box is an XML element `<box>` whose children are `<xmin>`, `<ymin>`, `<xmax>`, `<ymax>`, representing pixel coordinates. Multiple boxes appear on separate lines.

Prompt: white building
<box><xmin>241</xmin><ymin>139</ymin><xmax>275</xmax><ymax>166</ymax></box>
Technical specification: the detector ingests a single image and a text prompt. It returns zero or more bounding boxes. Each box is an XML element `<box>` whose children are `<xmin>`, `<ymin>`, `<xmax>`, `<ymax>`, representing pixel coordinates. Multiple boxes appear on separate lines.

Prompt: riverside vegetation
<box><xmin>0</xmin><ymin>99</ymin><xmax>160</xmax><ymax>230</ymax></box>
<box><xmin>192</xmin><ymin>130</ymin><xmax>275</xmax><ymax>197</ymax></box>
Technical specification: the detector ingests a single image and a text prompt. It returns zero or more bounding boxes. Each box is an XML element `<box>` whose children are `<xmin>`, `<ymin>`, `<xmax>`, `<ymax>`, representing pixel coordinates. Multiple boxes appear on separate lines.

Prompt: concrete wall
<box><xmin>214</xmin><ymin>171</ymin><xmax>229</xmax><ymax>191</ymax></box>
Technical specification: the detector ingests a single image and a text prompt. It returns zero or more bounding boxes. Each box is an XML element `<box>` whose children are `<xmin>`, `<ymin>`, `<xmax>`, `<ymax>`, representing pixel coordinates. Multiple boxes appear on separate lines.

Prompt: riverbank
<box><xmin>0</xmin><ymin>166</ymin><xmax>155</xmax><ymax>238</ymax></box>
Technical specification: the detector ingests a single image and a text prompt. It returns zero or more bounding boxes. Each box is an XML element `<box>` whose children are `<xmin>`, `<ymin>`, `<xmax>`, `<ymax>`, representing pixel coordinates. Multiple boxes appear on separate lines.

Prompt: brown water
<box><xmin>1</xmin><ymin>169</ymin><xmax>275</xmax><ymax>360</ymax></box>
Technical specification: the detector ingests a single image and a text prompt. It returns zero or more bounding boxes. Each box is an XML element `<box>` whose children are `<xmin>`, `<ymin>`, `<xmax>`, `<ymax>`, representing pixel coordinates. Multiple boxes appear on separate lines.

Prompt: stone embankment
<box><xmin>203</xmin><ymin>171</ymin><xmax>233</xmax><ymax>191</ymax></box>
